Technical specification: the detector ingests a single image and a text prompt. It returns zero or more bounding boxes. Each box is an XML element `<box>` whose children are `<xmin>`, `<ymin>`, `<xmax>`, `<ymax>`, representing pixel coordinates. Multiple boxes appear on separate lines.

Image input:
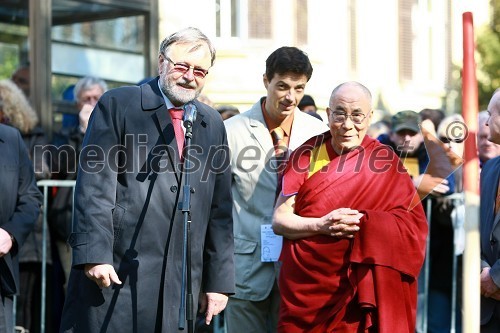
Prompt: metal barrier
<box><xmin>12</xmin><ymin>179</ymin><xmax>76</xmax><ymax>333</ymax></box>
<box><xmin>18</xmin><ymin>179</ymin><xmax>464</xmax><ymax>333</ymax></box>
<box><xmin>418</xmin><ymin>192</ymin><xmax>465</xmax><ymax>333</ymax></box>
<box><xmin>16</xmin><ymin>179</ymin><xmax>464</xmax><ymax>333</ymax></box>
<box><xmin>17</xmin><ymin>179</ymin><xmax>227</xmax><ymax>333</ymax></box>
<box><xmin>39</xmin><ymin>179</ymin><xmax>76</xmax><ymax>333</ymax></box>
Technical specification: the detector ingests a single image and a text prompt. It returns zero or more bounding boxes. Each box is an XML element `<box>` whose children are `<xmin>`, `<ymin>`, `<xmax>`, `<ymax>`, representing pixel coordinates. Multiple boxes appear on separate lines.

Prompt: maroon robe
<box><xmin>278</xmin><ymin>132</ymin><xmax>427</xmax><ymax>333</ymax></box>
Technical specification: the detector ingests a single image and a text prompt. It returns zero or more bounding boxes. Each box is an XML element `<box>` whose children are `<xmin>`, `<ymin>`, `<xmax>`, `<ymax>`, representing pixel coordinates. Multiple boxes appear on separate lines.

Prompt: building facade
<box><xmin>159</xmin><ymin>0</ymin><xmax>490</xmax><ymax>117</ymax></box>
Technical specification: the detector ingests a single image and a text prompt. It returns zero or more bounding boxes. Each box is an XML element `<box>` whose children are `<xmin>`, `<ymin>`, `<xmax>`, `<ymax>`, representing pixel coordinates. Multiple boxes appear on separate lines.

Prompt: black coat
<box><xmin>480</xmin><ymin>156</ymin><xmax>500</xmax><ymax>325</ymax></box>
<box><xmin>60</xmin><ymin>78</ymin><xmax>235</xmax><ymax>332</ymax></box>
<box><xmin>0</xmin><ymin>124</ymin><xmax>42</xmax><ymax>297</ymax></box>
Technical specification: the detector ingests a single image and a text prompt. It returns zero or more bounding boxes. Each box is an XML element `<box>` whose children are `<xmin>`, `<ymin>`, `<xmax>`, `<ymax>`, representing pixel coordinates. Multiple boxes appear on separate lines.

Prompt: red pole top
<box><xmin>462</xmin><ymin>12</ymin><xmax>479</xmax><ymax>195</ymax></box>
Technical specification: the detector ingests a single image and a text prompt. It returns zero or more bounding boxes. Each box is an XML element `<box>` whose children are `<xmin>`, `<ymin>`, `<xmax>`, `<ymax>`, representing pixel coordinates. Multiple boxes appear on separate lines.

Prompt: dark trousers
<box><xmin>0</xmin><ymin>294</ymin><xmax>13</xmax><ymax>333</ymax></box>
<box><xmin>481</xmin><ymin>312</ymin><xmax>500</xmax><ymax>333</ymax></box>
<box><xmin>16</xmin><ymin>263</ymin><xmax>55</xmax><ymax>333</ymax></box>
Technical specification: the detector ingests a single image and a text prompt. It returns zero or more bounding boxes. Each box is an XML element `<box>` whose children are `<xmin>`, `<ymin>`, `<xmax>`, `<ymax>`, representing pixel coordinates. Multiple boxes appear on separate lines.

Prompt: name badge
<box><xmin>260</xmin><ymin>224</ymin><xmax>282</xmax><ymax>262</ymax></box>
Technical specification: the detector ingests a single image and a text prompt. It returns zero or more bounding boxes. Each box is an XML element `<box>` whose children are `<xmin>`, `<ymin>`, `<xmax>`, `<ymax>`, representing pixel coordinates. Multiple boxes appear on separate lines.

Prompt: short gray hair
<box><xmin>478</xmin><ymin>110</ymin><xmax>490</xmax><ymax>127</ymax></box>
<box><xmin>159</xmin><ymin>27</ymin><xmax>216</xmax><ymax>66</ymax></box>
<box><xmin>74</xmin><ymin>76</ymin><xmax>108</xmax><ymax>102</ymax></box>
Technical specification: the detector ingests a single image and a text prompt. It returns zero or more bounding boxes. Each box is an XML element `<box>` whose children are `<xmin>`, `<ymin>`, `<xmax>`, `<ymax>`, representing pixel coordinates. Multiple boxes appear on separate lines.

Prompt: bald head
<box><xmin>477</xmin><ymin>110</ymin><xmax>500</xmax><ymax>163</ymax></box>
<box><xmin>329</xmin><ymin>81</ymin><xmax>372</xmax><ymax>107</ymax></box>
<box><xmin>486</xmin><ymin>89</ymin><xmax>500</xmax><ymax>145</ymax></box>
<box><xmin>327</xmin><ymin>81</ymin><xmax>373</xmax><ymax>154</ymax></box>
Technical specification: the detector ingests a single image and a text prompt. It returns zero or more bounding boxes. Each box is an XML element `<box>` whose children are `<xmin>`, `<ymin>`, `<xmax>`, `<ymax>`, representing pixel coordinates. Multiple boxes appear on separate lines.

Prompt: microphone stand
<box><xmin>178</xmin><ymin>107</ymin><xmax>195</xmax><ymax>332</ymax></box>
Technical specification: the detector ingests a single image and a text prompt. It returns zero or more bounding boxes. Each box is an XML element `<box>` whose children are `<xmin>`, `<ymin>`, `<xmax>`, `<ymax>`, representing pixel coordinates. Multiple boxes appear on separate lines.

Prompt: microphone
<box><xmin>183</xmin><ymin>102</ymin><xmax>197</xmax><ymax>128</ymax></box>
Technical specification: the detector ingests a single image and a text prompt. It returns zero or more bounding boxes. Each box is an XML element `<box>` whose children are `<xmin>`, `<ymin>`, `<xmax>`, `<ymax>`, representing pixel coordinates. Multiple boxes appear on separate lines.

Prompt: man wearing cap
<box><xmin>378</xmin><ymin>110</ymin><xmax>451</xmax><ymax>197</ymax></box>
<box><xmin>297</xmin><ymin>94</ymin><xmax>317</xmax><ymax>113</ymax></box>
<box><xmin>297</xmin><ymin>94</ymin><xmax>323</xmax><ymax>121</ymax></box>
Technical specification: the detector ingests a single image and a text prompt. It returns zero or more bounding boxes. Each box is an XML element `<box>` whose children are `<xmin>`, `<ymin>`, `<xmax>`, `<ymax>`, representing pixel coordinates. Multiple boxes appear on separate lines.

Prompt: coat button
<box><xmin>491</xmin><ymin>238</ymin><xmax>497</xmax><ymax>245</ymax></box>
<box><xmin>170</xmin><ymin>185</ymin><xmax>177</xmax><ymax>193</ymax></box>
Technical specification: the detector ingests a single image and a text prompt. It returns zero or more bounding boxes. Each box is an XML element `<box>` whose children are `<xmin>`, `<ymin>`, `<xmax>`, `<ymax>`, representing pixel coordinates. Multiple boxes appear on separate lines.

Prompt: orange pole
<box><xmin>462</xmin><ymin>11</ymin><xmax>480</xmax><ymax>333</ymax></box>
<box><xmin>462</xmin><ymin>11</ymin><xmax>479</xmax><ymax>193</ymax></box>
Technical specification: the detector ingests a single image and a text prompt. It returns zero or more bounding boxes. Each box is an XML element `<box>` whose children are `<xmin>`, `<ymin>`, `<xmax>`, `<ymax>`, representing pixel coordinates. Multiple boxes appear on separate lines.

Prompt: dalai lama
<box><xmin>272</xmin><ymin>81</ymin><xmax>428</xmax><ymax>333</ymax></box>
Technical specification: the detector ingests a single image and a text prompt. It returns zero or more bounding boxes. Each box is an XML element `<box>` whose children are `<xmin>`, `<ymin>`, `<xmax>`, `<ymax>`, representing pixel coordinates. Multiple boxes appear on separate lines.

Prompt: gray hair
<box><xmin>478</xmin><ymin>110</ymin><xmax>490</xmax><ymax>127</ymax></box>
<box><xmin>159</xmin><ymin>27</ymin><xmax>216</xmax><ymax>66</ymax></box>
<box><xmin>74</xmin><ymin>76</ymin><xmax>108</xmax><ymax>102</ymax></box>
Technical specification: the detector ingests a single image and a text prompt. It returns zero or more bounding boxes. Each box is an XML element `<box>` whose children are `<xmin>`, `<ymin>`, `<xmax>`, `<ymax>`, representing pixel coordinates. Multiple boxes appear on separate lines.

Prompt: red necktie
<box><xmin>169</xmin><ymin>108</ymin><xmax>184</xmax><ymax>158</ymax></box>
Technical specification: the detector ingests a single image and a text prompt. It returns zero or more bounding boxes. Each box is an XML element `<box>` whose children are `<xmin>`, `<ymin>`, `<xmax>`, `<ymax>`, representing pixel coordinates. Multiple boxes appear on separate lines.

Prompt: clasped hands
<box><xmin>318</xmin><ymin>208</ymin><xmax>363</xmax><ymax>239</ymax></box>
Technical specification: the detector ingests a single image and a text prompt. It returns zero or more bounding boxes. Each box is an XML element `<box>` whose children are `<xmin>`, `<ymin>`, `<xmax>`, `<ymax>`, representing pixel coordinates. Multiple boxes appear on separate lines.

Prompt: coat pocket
<box><xmin>233</xmin><ymin>237</ymin><xmax>257</xmax><ymax>288</ymax></box>
<box><xmin>234</xmin><ymin>237</ymin><xmax>257</xmax><ymax>254</ymax></box>
<box><xmin>68</xmin><ymin>232</ymin><xmax>87</xmax><ymax>247</ymax></box>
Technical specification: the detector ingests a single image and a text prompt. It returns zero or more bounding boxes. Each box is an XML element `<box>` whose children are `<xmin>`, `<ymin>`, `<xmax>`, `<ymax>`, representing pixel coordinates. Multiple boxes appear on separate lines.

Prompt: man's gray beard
<box><xmin>160</xmin><ymin>79</ymin><xmax>201</xmax><ymax>105</ymax></box>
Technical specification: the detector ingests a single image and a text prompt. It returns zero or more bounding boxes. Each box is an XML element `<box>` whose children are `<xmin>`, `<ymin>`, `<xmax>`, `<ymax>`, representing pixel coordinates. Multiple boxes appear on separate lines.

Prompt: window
<box><xmin>248</xmin><ymin>0</ymin><xmax>272</xmax><ymax>39</ymax></box>
<box><xmin>349</xmin><ymin>0</ymin><xmax>357</xmax><ymax>73</ymax></box>
<box><xmin>216</xmin><ymin>0</ymin><xmax>241</xmax><ymax>38</ymax></box>
<box><xmin>398</xmin><ymin>0</ymin><xmax>415</xmax><ymax>82</ymax></box>
<box><xmin>295</xmin><ymin>0</ymin><xmax>308</xmax><ymax>45</ymax></box>
<box><xmin>52</xmin><ymin>16</ymin><xmax>144</xmax><ymax>53</ymax></box>
<box><xmin>219</xmin><ymin>0</ymin><xmax>304</xmax><ymax>41</ymax></box>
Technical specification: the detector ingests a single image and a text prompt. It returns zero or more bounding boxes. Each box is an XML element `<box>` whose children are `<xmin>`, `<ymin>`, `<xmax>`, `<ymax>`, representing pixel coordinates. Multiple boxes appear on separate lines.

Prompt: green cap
<box><xmin>392</xmin><ymin>110</ymin><xmax>420</xmax><ymax>133</ymax></box>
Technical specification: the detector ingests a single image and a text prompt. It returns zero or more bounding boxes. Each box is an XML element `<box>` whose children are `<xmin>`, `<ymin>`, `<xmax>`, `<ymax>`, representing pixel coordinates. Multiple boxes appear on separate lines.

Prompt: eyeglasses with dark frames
<box><xmin>439</xmin><ymin>136</ymin><xmax>465</xmax><ymax>144</ymax></box>
<box><xmin>330</xmin><ymin>111</ymin><xmax>367</xmax><ymax>124</ymax></box>
<box><xmin>163</xmin><ymin>54</ymin><xmax>209</xmax><ymax>79</ymax></box>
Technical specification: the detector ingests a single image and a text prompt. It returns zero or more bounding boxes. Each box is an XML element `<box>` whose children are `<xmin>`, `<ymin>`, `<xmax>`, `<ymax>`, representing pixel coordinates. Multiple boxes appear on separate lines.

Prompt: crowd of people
<box><xmin>0</xmin><ymin>26</ymin><xmax>498</xmax><ymax>333</ymax></box>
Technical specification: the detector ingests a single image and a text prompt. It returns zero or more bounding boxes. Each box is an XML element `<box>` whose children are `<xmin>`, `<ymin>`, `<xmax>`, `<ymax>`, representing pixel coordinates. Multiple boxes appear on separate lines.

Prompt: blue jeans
<box><xmin>417</xmin><ymin>289</ymin><xmax>462</xmax><ymax>333</ymax></box>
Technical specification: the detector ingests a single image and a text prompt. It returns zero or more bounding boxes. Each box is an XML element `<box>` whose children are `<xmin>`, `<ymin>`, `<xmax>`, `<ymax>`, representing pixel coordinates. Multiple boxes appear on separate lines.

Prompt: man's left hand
<box><xmin>481</xmin><ymin>267</ymin><xmax>500</xmax><ymax>300</ymax></box>
<box><xmin>198</xmin><ymin>292</ymin><xmax>228</xmax><ymax>325</ymax></box>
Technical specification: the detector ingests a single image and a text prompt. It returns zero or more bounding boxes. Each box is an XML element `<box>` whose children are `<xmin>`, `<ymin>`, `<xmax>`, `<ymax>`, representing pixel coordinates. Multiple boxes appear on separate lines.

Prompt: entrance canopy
<box><xmin>0</xmin><ymin>0</ymin><xmax>158</xmax><ymax>136</ymax></box>
<box><xmin>1</xmin><ymin>0</ymin><xmax>153</xmax><ymax>26</ymax></box>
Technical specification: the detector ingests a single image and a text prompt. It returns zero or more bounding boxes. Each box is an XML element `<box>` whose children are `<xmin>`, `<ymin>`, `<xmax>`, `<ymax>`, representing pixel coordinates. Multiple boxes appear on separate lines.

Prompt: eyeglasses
<box><xmin>330</xmin><ymin>111</ymin><xmax>367</xmax><ymax>124</ymax></box>
<box><xmin>439</xmin><ymin>136</ymin><xmax>465</xmax><ymax>144</ymax></box>
<box><xmin>163</xmin><ymin>55</ymin><xmax>209</xmax><ymax>79</ymax></box>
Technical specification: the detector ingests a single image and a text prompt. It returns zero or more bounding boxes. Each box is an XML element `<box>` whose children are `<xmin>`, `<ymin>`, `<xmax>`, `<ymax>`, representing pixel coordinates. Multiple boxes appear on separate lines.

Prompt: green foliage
<box><xmin>476</xmin><ymin>1</ymin><xmax>500</xmax><ymax>109</ymax></box>
<box><xmin>0</xmin><ymin>43</ymin><xmax>19</xmax><ymax>80</ymax></box>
